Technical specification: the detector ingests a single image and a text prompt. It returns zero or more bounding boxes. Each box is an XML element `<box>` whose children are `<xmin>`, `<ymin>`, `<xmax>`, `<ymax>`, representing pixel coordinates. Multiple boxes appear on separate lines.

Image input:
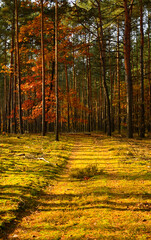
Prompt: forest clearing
<box><xmin>0</xmin><ymin>133</ymin><xmax>151</xmax><ymax>240</ymax></box>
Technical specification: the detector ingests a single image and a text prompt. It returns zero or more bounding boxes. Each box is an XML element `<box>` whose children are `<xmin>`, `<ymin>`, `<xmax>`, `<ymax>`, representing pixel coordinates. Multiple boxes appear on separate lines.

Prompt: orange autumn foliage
<box><xmin>18</xmin><ymin>4</ymin><xmax>88</xmax><ymax>125</ymax></box>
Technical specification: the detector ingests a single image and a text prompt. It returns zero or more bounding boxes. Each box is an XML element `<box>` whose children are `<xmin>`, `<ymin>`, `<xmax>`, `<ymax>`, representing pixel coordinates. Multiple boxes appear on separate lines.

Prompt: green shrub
<box><xmin>70</xmin><ymin>164</ymin><xmax>103</xmax><ymax>180</ymax></box>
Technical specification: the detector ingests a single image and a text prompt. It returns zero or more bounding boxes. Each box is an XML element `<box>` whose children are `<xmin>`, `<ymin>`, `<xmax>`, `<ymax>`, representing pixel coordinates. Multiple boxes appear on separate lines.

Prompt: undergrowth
<box><xmin>70</xmin><ymin>164</ymin><xmax>104</xmax><ymax>180</ymax></box>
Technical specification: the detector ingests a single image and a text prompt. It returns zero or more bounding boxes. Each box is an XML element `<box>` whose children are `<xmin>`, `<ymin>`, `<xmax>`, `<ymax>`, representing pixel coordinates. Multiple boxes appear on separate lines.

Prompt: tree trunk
<box><xmin>15</xmin><ymin>0</ymin><xmax>23</xmax><ymax>134</ymax></box>
<box><xmin>3</xmin><ymin>39</ymin><xmax>7</xmax><ymax>133</ymax></box>
<box><xmin>109</xmin><ymin>35</ymin><xmax>114</xmax><ymax>132</ymax></box>
<box><xmin>73</xmin><ymin>48</ymin><xmax>77</xmax><ymax>132</ymax></box>
<box><xmin>55</xmin><ymin>0</ymin><xmax>59</xmax><ymax>141</ymax></box>
<box><xmin>147</xmin><ymin>11</ymin><xmax>151</xmax><ymax>131</ymax></box>
<box><xmin>13</xmin><ymin>41</ymin><xmax>17</xmax><ymax>134</ymax></box>
<box><xmin>117</xmin><ymin>19</ymin><xmax>121</xmax><ymax>133</ymax></box>
<box><xmin>139</xmin><ymin>0</ymin><xmax>145</xmax><ymax>137</ymax></box>
<box><xmin>97</xmin><ymin>0</ymin><xmax>111</xmax><ymax>136</ymax></box>
<box><xmin>123</xmin><ymin>0</ymin><xmax>133</xmax><ymax>138</ymax></box>
<box><xmin>65</xmin><ymin>62</ymin><xmax>70</xmax><ymax>132</ymax></box>
<box><xmin>41</xmin><ymin>0</ymin><xmax>46</xmax><ymax>136</ymax></box>
<box><xmin>8</xmin><ymin>9</ymin><xmax>15</xmax><ymax>133</ymax></box>
<box><xmin>86</xmin><ymin>42</ymin><xmax>91</xmax><ymax>132</ymax></box>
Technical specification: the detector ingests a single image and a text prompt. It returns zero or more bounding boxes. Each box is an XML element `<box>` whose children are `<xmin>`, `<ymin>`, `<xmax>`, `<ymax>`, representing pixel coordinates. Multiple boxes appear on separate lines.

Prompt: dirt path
<box><xmin>6</xmin><ymin>134</ymin><xmax>151</xmax><ymax>240</ymax></box>
<box><xmin>7</xmin><ymin>136</ymin><xmax>93</xmax><ymax>240</ymax></box>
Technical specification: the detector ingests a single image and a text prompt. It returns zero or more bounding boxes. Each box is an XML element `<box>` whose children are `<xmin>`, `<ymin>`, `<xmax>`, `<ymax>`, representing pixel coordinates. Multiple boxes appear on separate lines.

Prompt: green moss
<box><xmin>1</xmin><ymin>133</ymin><xmax>151</xmax><ymax>240</ymax></box>
<box><xmin>0</xmin><ymin>133</ymin><xmax>73</xmax><ymax>231</ymax></box>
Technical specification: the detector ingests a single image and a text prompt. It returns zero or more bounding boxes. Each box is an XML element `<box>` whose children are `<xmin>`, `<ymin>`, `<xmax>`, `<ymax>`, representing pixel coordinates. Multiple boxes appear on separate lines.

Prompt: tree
<box><xmin>97</xmin><ymin>0</ymin><xmax>111</xmax><ymax>136</ymax></box>
<box><xmin>55</xmin><ymin>0</ymin><xmax>59</xmax><ymax>141</ymax></box>
<box><xmin>41</xmin><ymin>0</ymin><xmax>46</xmax><ymax>136</ymax></box>
<box><xmin>117</xmin><ymin>19</ymin><xmax>121</xmax><ymax>133</ymax></box>
<box><xmin>15</xmin><ymin>0</ymin><xmax>23</xmax><ymax>134</ymax></box>
<box><xmin>123</xmin><ymin>0</ymin><xmax>134</xmax><ymax>138</ymax></box>
<box><xmin>139</xmin><ymin>0</ymin><xmax>145</xmax><ymax>137</ymax></box>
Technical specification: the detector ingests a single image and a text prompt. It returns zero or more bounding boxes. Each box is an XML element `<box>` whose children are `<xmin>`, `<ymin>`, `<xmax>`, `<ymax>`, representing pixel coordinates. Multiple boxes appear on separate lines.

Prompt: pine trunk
<box><xmin>97</xmin><ymin>0</ymin><xmax>111</xmax><ymax>136</ymax></box>
<box><xmin>139</xmin><ymin>0</ymin><xmax>145</xmax><ymax>137</ymax></box>
<box><xmin>65</xmin><ymin>62</ymin><xmax>70</xmax><ymax>132</ymax></box>
<box><xmin>123</xmin><ymin>0</ymin><xmax>133</xmax><ymax>138</ymax></box>
<box><xmin>55</xmin><ymin>0</ymin><xmax>59</xmax><ymax>141</ymax></box>
<box><xmin>41</xmin><ymin>0</ymin><xmax>46</xmax><ymax>136</ymax></box>
<box><xmin>117</xmin><ymin>19</ymin><xmax>121</xmax><ymax>133</ymax></box>
<box><xmin>15</xmin><ymin>0</ymin><xmax>23</xmax><ymax>134</ymax></box>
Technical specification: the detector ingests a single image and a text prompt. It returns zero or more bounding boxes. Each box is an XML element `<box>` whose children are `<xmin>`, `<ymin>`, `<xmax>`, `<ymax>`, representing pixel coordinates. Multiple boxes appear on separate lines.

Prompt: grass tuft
<box><xmin>70</xmin><ymin>164</ymin><xmax>104</xmax><ymax>180</ymax></box>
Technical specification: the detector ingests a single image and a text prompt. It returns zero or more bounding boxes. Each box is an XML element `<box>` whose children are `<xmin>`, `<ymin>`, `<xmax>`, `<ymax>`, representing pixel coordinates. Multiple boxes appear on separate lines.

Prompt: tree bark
<box><xmin>117</xmin><ymin>19</ymin><xmax>121</xmax><ymax>133</ymax></box>
<box><xmin>65</xmin><ymin>62</ymin><xmax>70</xmax><ymax>132</ymax></box>
<box><xmin>41</xmin><ymin>0</ymin><xmax>46</xmax><ymax>136</ymax></box>
<box><xmin>97</xmin><ymin>0</ymin><xmax>111</xmax><ymax>136</ymax></box>
<box><xmin>15</xmin><ymin>0</ymin><xmax>23</xmax><ymax>134</ymax></box>
<box><xmin>86</xmin><ymin>42</ymin><xmax>91</xmax><ymax>132</ymax></box>
<box><xmin>3</xmin><ymin>39</ymin><xmax>7</xmax><ymax>132</ymax></box>
<box><xmin>73</xmin><ymin>48</ymin><xmax>77</xmax><ymax>132</ymax></box>
<box><xmin>109</xmin><ymin>34</ymin><xmax>114</xmax><ymax>132</ymax></box>
<box><xmin>13</xmin><ymin>39</ymin><xmax>17</xmax><ymax>134</ymax></box>
<box><xmin>8</xmin><ymin>9</ymin><xmax>15</xmax><ymax>133</ymax></box>
<box><xmin>123</xmin><ymin>0</ymin><xmax>133</xmax><ymax>138</ymax></box>
<box><xmin>55</xmin><ymin>0</ymin><xmax>59</xmax><ymax>141</ymax></box>
<box><xmin>139</xmin><ymin>0</ymin><xmax>145</xmax><ymax>137</ymax></box>
<box><xmin>148</xmin><ymin>12</ymin><xmax>151</xmax><ymax>131</ymax></box>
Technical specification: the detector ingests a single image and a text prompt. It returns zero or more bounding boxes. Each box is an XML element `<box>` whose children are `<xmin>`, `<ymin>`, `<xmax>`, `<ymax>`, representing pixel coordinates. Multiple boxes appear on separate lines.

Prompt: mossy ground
<box><xmin>0</xmin><ymin>133</ymin><xmax>73</xmax><ymax>238</ymax></box>
<box><xmin>1</xmin><ymin>133</ymin><xmax>151</xmax><ymax>239</ymax></box>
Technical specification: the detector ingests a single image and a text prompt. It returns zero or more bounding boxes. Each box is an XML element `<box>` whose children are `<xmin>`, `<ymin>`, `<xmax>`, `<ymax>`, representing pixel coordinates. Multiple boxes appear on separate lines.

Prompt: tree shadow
<box><xmin>0</xmin><ymin>184</ymin><xmax>42</xmax><ymax>240</ymax></box>
<box><xmin>0</xmin><ymin>162</ymin><xmax>67</xmax><ymax>239</ymax></box>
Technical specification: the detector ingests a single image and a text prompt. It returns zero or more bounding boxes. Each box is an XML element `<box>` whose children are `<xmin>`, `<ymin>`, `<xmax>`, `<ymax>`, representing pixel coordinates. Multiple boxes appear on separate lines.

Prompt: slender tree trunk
<box><xmin>109</xmin><ymin>35</ymin><xmax>114</xmax><ymax>132</ymax></box>
<box><xmin>81</xmin><ymin>70</ymin><xmax>85</xmax><ymax>132</ymax></box>
<box><xmin>8</xmin><ymin>11</ymin><xmax>15</xmax><ymax>133</ymax></box>
<box><xmin>97</xmin><ymin>0</ymin><xmax>111</xmax><ymax>136</ymax></box>
<box><xmin>88</xmin><ymin>42</ymin><xmax>92</xmax><ymax>131</ymax></box>
<box><xmin>65</xmin><ymin>62</ymin><xmax>70</xmax><ymax>132</ymax></box>
<box><xmin>86</xmin><ymin>42</ymin><xmax>91</xmax><ymax>132</ymax></box>
<box><xmin>0</xmin><ymin>92</ymin><xmax>1</xmax><ymax>133</ymax></box>
<box><xmin>15</xmin><ymin>0</ymin><xmax>23</xmax><ymax>134</ymax></box>
<box><xmin>136</xmin><ymin>41</ymin><xmax>139</xmax><ymax>135</ymax></box>
<box><xmin>41</xmin><ymin>0</ymin><xmax>46</xmax><ymax>136</ymax></box>
<box><xmin>13</xmin><ymin>41</ymin><xmax>17</xmax><ymax>133</ymax></box>
<box><xmin>117</xmin><ymin>19</ymin><xmax>121</xmax><ymax>133</ymax></box>
<box><xmin>50</xmin><ymin>23</ymin><xmax>55</xmax><ymax>91</ymax></box>
<box><xmin>123</xmin><ymin>0</ymin><xmax>133</xmax><ymax>138</ymax></box>
<box><xmin>55</xmin><ymin>0</ymin><xmax>59</xmax><ymax>141</ymax></box>
<box><xmin>3</xmin><ymin>39</ymin><xmax>7</xmax><ymax>132</ymax></box>
<box><xmin>99</xmin><ymin>70</ymin><xmax>103</xmax><ymax>131</ymax></box>
<box><xmin>73</xmin><ymin>48</ymin><xmax>77</xmax><ymax>132</ymax></box>
<box><xmin>148</xmin><ymin>12</ymin><xmax>151</xmax><ymax>131</ymax></box>
<box><xmin>139</xmin><ymin>0</ymin><xmax>145</xmax><ymax>137</ymax></box>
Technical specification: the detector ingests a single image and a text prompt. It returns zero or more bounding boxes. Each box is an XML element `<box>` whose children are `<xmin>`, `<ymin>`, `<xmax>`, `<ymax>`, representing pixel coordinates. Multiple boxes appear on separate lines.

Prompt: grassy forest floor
<box><xmin>0</xmin><ymin>133</ymin><xmax>151</xmax><ymax>239</ymax></box>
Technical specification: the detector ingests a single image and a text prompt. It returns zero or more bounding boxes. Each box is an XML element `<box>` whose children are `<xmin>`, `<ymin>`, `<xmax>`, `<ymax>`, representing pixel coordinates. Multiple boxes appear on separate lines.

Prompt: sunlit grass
<box><xmin>0</xmin><ymin>133</ymin><xmax>73</xmax><ymax>234</ymax></box>
<box><xmin>1</xmin><ymin>133</ymin><xmax>151</xmax><ymax>239</ymax></box>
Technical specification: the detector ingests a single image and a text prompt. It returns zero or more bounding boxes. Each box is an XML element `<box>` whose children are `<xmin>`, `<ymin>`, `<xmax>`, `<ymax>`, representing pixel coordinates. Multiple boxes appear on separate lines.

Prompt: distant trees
<box><xmin>0</xmin><ymin>0</ymin><xmax>151</xmax><ymax>138</ymax></box>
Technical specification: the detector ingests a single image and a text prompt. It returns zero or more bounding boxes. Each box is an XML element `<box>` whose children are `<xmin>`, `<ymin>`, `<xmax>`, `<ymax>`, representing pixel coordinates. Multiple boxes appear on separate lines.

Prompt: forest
<box><xmin>0</xmin><ymin>0</ymin><xmax>150</xmax><ymax>139</ymax></box>
<box><xmin>0</xmin><ymin>1</ymin><xmax>151</xmax><ymax>239</ymax></box>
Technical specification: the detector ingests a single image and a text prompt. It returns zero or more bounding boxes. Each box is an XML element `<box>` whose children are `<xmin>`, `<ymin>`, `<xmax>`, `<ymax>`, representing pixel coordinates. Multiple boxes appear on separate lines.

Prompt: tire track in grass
<box><xmin>7</xmin><ymin>135</ymin><xmax>98</xmax><ymax>240</ymax></box>
<box><xmin>7</xmin><ymin>134</ymin><xmax>151</xmax><ymax>240</ymax></box>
